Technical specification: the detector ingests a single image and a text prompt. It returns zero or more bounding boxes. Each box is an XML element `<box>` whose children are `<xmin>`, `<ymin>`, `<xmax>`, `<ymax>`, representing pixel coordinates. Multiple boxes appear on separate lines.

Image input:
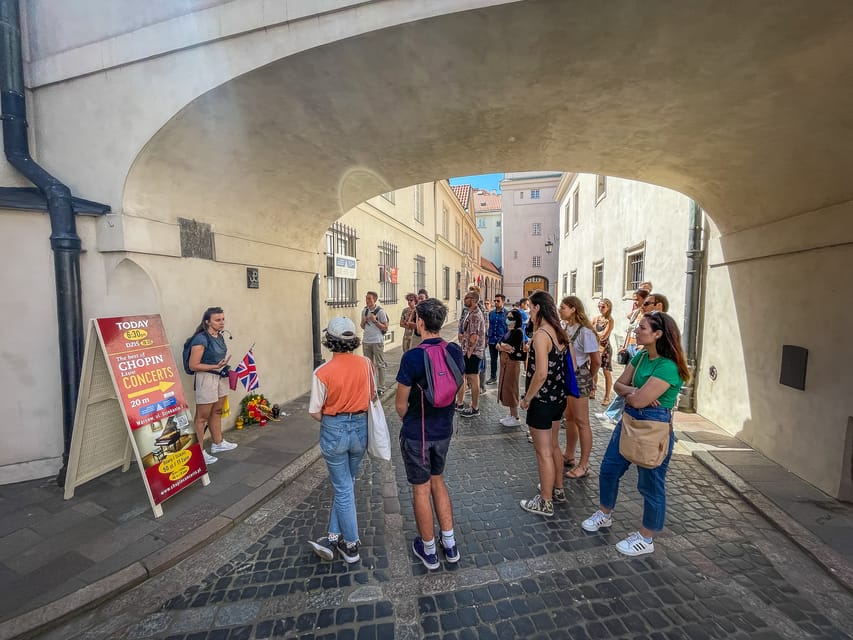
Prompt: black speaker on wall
<box><xmin>779</xmin><ymin>345</ymin><xmax>808</xmax><ymax>390</ymax></box>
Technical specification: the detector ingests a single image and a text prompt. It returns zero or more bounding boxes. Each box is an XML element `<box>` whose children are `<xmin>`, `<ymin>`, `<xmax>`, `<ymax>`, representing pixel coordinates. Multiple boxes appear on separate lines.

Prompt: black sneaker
<box><xmin>308</xmin><ymin>536</ymin><xmax>336</xmax><ymax>561</ymax></box>
<box><xmin>442</xmin><ymin>543</ymin><xmax>460</xmax><ymax>564</ymax></box>
<box><xmin>460</xmin><ymin>407</ymin><xmax>480</xmax><ymax>418</ymax></box>
<box><xmin>486</xmin><ymin>377</ymin><xmax>497</xmax><ymax>385</ymax></box>
<box><xmin>455</xmin><ymin>403</ymin><xmax>466</xmax><ymax>412</ymax></box>
<box><xmin>336</xmin><ymin>539</ymin><xmax>360</xmax><ymax>564</ymax></box>
<box><xmin>412</xmin><ymin>536</ymin><xmax>440</xmax><ymax>570</ymax></box>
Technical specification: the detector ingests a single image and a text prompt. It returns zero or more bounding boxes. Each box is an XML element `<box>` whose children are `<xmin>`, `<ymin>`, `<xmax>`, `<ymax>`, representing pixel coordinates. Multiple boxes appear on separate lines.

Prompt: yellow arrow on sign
<box><xmin>127</xmin><ymin>381</ymin><xmax>175</xmax><ymax>399</ymax></box>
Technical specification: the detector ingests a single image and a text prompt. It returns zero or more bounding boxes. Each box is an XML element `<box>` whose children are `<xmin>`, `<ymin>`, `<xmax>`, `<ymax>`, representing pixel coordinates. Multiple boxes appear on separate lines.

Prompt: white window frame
<box><xmin>531</xmin><ymin>222</ymin><xmax>542</xmax><ymax>236</ymax></box>
<box><xmin>592</xmin><ymin>259</ymin><xmax>604</xmax><ymax>298</ymax></box>
<box><xmin>623</xmin><ymin>243</ymin><xmax>646</xmax><ymax>295</ymax></box>
<box><xmin>571</xmin><ymin>189</ymin><xmax>580</xmax><ymax>228</ymax></box>
<box><xmin>530</xmin><ymin>189</ymin><xmax>541</xmax><ymax>199</ymax></box>
<box><xmin>532</xmin><ymin>255</ymin><xmax>541</xmax><ymax>268</ymax></box>
<box><xmin>595</xmin><ymin>175</ymin><xmax>607</xmax><ymax>204</ymax></box>
<box><xmin>569</xmin><ymin>270</ymin><xmax>577</xmax><ymax>295</ymax></box>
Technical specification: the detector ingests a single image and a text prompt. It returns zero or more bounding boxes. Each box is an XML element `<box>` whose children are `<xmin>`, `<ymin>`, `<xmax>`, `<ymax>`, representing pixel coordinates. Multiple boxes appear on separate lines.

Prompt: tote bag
<box><xmin>366</xmin><ymin>362</ymin><xmax>392</xmax><ymax>460</ymax></box>
<box><xmin>617</xmin><ymin>352</ymin><xmax>670</xmax><ymax>468</ymax></box>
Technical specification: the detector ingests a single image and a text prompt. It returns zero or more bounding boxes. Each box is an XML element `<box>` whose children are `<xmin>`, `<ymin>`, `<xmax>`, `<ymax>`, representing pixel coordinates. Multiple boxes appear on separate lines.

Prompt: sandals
<box><xmin>600</xmin><ymin>398</ymin><xmax>611</xmax><ymax>407</ymax></box>
<box><xmin>563</xmin><ymin>457</ymin><xmax>576</xmax><ymax>469</ymax></box>
<box><xmin>565</xmin><ymin>465</ymin><xmax>590</xmax><ymax>479</ymax></box>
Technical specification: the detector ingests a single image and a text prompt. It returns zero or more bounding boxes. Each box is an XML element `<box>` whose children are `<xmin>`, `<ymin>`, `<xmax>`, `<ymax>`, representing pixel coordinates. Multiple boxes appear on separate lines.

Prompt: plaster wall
<box><xmin>557</xmin><ymin>174</ymin><xmax>692</xmax><ymax>345</ymax></box>
<box><xmin>477</xmin><ymin>211</ymin><xmax>502</xmax><ymax>269</ymax></box>
<box><xmin>697</xmin><ymin>202</ymin><xmax>853</xmax><ymax>499</ymax></box>
<box><xmin>500</xmin><ymin>173</ymin><xmax>561</xmax><ymax>301</ymax></box>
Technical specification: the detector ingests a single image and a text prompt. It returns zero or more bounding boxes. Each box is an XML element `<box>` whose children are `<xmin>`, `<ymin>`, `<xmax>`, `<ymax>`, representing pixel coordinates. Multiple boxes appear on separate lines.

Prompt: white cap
<box><xmin>326</xmin><ymin>316</ymin><xmax>357</xmax><ymax>339</ymax></box>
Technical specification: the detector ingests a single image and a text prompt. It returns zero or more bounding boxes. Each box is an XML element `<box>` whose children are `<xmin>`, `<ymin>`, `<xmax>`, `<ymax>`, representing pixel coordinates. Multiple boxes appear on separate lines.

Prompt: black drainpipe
<box><xmin>311</xmin><ymin>274</ymin><xmax>324</xmax><ymax>369</ymax></box>
<box><xmin>1</xmin><ymin>0</ymin><xmax>84</xmax><ymax>486</ymax></box>
<box><xmin>678</xmin><ymin>199</ymin><xmax>704</xmax><ymax>412</ymax></box>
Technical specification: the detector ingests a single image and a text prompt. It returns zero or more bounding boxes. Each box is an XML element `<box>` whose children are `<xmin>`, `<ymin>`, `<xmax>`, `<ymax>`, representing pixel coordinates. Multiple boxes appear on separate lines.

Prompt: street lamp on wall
<box><xmin>544</xmin><ymin>238</ymin><xmax>554</xmax><ymax>254</ymax></box>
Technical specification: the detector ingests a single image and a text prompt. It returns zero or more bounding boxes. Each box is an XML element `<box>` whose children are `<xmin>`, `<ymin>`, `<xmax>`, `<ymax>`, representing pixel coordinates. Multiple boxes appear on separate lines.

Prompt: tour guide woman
<box><xmin>307</xmin><ymin>316</ymin><xmax>374</xmax><ymax>565</ymax></box>
<box><xmin>188</xmin><ymin>306</ymin><xmax>237</xmax><ymax>466</ymax></box>
<box><xmin>519</xmin><ymin>290</ymin><xmax>570</xmax><ymax>517</ymax></box>
<box><xmin>581</xmin><ymin>311</ymin><xmax>689</xmax><ymax>556</ymax></box>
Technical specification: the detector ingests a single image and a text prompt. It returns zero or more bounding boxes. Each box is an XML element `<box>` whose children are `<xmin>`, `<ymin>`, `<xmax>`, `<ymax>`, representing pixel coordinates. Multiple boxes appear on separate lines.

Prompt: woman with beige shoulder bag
<box><xmin>580</xmin><ymin>311</ymin><xmax>689</xmax><ymax>557</ymax></box>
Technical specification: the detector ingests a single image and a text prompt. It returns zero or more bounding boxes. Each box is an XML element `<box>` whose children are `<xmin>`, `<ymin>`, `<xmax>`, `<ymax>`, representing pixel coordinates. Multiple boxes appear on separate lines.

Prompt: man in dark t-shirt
<box><xmin>396</xmin><ymin>298</ymin><xmax>464</xmax><ymax>571</ymax></box>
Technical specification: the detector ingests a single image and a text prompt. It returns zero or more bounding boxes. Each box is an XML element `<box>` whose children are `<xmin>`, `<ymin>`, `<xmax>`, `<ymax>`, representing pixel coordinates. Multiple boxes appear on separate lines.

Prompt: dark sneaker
<box><xmin>308</xmin><ymin>536</ymin><xmax>336</xmax><ymax>561</ymax></box>
<box><xmin>520</xmin><ymin>494</ymin><xmax>554</xmax><ymax>517</ymax></box>
<box><xmin>412</xmin><ymin>536</ymin><xmax>440</xmax><ymax>570</ymax></box>
<box><xmin>460</xmin><ymin>407</ymin><xmax>480</xmax><ymax>418</ymax></box>
<box><xmin>442</xmin><ymin>543</ymin><xmax>460</xmax><ymax>564</ymax></box>
<box><xmin>486</xmin><ymin>377</ymin><xmax>497</xmax><ymax>385</ymax></box>
<box><xmin>455</xmin><ymin>403</ymin><xmax>466</xmax><ymax>412</ymax></box>
<box><xmin>336</xmin><ymin>539</ymin><xmax>360</xmax><ymax>564</ymax></box>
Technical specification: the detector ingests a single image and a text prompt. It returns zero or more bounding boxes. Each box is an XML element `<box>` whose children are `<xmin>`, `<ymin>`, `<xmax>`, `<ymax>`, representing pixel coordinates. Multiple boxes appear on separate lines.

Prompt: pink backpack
<box><xmin>417</xmin><ymin>341</ymin><xmax>463</xmax><ymax>408</ymax></box>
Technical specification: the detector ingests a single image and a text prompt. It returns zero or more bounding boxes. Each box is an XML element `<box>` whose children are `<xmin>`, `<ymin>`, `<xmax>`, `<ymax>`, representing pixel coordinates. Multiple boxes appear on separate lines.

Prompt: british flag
<box><xmin>234</xmin><ymin>349</ymin><xmax>259</xmax><ymax>391</ymax></box>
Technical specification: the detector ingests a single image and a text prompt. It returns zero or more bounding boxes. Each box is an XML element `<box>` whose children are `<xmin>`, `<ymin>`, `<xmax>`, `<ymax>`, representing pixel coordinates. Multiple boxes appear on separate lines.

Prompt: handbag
<box><xmin>228</xmin><ymin>369</ymin><xmax>239</xmax><ymax>391</ymax></box>
<box><xmin>617</xmin><ymin>352</ymin><xmax>670</xmax><ymax>468</ymax></box>
<box><xmin>619</xmin><ymin>412</ymin><xmax>671</xmax><ymax>469</ymax></box>
<box><xmin>365</xmin><ymin>362</ymin><xmax>391</xmax><ymax>460</ymax></box>
<box><xmin>617</xmin><ymin>349</ymin><xmax>630</xmax><ymax>365</ymax></box>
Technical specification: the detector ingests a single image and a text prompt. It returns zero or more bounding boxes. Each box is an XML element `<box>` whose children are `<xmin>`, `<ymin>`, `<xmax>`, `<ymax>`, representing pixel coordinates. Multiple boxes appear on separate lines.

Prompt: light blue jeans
<box><xmin>320</xmin><ymin>413</ymin><xmax>368</xmax><ymax>542</ymax></box>
<box><xmin>598</xmin><ymin>405</ymin><xmax>675</xmax><ymax>532</ymax></box>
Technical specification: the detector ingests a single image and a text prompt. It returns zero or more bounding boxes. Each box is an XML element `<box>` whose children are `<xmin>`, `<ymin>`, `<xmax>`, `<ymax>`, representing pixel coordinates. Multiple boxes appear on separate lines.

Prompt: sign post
<box><xmin>64</xmin><ymin>314</ymin><xmax>209</xmax><ymax>517</ymax></box>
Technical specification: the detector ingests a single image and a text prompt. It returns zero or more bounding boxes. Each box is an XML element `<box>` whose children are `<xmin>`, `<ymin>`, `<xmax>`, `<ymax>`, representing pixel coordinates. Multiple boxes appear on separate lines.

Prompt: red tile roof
<box><xmin>480</xmin><ymin>257</ymin><xmax>501</xmax><ymax>275</ymax></box>
<box><xmin>451</xmin><ymin>184</ymin><xmax>471</xmax><ymax>210</ymax></box>
<box><xmin>472</xmin><ymin>189</ymin><xmax>502</xmax><ymax>213</ymax></box>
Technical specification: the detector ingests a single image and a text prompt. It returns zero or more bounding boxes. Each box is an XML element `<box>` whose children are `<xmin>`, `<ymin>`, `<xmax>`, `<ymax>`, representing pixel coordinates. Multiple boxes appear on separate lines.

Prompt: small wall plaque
<box><xmin>780</xmin><ymin>345</ymin><xmax>807</xmax><ymax>390</ymax></box>
<box><xmin>247</xmin><ymin>267</ymin><xmax>259</xmax><ymax>289</ymax></box>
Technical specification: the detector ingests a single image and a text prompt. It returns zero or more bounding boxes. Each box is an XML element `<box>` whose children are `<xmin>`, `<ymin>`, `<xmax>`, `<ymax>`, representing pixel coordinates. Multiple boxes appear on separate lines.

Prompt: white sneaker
<box><xmin>616</xmin><ymin>531</ymin><xmax>655</xmax><ymax>556</ymax></box>
<box><xmin>581</xmin><ymin>509</ymin><xmax>613</xmax><ymax>532</ymax></box>
<box><xmin>211</xmin><ymin>439</ymin><xmax>238</xmax><ymax>453</ymax></box>
<box><xmin>501</xmin><ymin>416</ymin><xmax>522</xmax><ymax>427</ymax></box>
<box><xmin>203</xmin><ymin>450</ymin><xmax>218</xmax><ymax>465</ymax></box>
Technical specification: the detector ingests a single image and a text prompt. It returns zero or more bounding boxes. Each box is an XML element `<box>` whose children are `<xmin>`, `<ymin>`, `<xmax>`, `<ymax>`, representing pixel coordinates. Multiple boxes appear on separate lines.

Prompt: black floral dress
<box><xmin>525</xmin><ymin>330</ymin><xmax>568</xmax><ymax>404</ymax></box>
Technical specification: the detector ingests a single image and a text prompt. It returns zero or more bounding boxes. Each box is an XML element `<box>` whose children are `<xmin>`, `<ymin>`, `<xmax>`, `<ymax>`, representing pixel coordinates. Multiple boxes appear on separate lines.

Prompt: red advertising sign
<box><xmin>95</xmin><ymin>315</ymin><xmax>207</xmax><ymax>506</ymax></box>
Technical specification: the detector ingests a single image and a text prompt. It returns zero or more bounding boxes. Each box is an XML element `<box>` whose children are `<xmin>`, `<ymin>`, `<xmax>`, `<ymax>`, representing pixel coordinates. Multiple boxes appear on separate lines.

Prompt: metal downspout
<box><xmin>678</xmin><ymin>199</ymin><xmax>704</xmax><ymax>412</ymax></box>
<box><xmin>1</xmin><ymin>0</ymin><xmax>84</xmax><ymax>486</ymax></box>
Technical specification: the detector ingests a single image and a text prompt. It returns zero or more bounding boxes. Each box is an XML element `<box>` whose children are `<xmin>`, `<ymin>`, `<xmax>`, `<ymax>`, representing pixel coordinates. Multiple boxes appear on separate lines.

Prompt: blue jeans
<box><xmin>598</xmin><ymin>405</ymin><xmax>674</xmax><ymax>532</ymax></box>
<box><xmin>320</xmin><ymin>413</ymin><xmax>368</xmax><ymax>542</ymax></box>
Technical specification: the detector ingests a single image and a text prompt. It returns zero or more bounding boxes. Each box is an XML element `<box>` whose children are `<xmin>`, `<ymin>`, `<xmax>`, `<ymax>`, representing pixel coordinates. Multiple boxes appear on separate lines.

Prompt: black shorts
<box><xmin>400</xmin><ymin>435</ymin><xmax>451</xmax><ymax>485</ymax></box>
<box><xmin>526</xmin><ymin>398</ymin><xmax>567</xmax><ymax>430</ymax></box>
<box><xmin>463</xmin><ymin>354</ymin><xmax>482</xmax><ymax>375</ymax></box>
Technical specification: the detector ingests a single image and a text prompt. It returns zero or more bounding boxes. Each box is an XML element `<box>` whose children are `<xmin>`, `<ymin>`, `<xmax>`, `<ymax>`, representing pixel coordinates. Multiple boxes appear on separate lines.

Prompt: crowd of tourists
<box><xmin>303</xmin><ymin>281</ymin><xmax>689</xmax><ymax>569</ymax></box>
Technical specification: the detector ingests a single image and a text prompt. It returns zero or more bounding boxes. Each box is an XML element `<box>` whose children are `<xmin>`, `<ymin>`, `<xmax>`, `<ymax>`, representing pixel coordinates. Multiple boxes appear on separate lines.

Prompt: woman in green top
<box><xmin>581</xmin><ymin>312</ymin><xmax>689</xmax><ymax>556</ymax></box>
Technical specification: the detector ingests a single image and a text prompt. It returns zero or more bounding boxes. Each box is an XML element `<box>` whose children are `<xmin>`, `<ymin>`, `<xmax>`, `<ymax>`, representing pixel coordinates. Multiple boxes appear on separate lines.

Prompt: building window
<box><xmin>562</xmin><ymin>272</ymin><xmax>568</xmax><ymax>296</ymax></box>
<box><xmin>325</xmin><ymin>221</ymin><xmax>358</xmax><ymax>307</ymax></box>
<box><xmin>531</xmin><ymin>222</ymin><xmax>542</xmax><ymax>236</ymax></box>
<box><xmin>570</xmin><ymin>269</ymin><xmax>577</xmax><ymax>295</ymax></box>
<box><xmin>624</xmin><ymin>244</ymin><xmax>645</xmax><ymax>293</ymax></box>
<box><xmin>455</xmin><ymin>222</ymin><xmax>460</xmax><ymax>247</ymax></box>
<box><xmin>378</xmin><ymin>241</ymin><xmax>398</xmax><ymax>304</ymax></box>
<box><xmin>519</xmin><ymin>191</ymin><xmax>524</xmax><ymax>199</ymax></box>
<box><xmin>592</xmin><ymin>260</ymin><xmax>604</xmax><ymax>298</ymax></box>
<box><xmin>532</xmin><ymin>256</ymin><xmax>541</xmax><ymax>268</ymax></box>
<box><xmin>413</xmin><ymin>184</ymin><xmax>424</xmax><ymax>224</ymax></box>
<box><xmin>496</xmin><ymin>220</ymin><xmax>501</xmax><ymax>227</ymax></box>
<box><xmin>595</xmin><ymin>175</ymin><xmax>607</xmax><ymax>203</ymax></box>
<box><xmin>494</xmin><ymin>236</ymin><xmax>500</xmax><ymax>244</ymax></box>
<box><xmin>456</xmin><ymin>271</ymin><xmax>462</xmax><ymax>300</ymax></box>
<box><xmin>381</xmin><ymin>191</ymin><xmax>395</xmax><ymax>204</ymax></box>
<box><xmin>442</xmin><ymin>205</ymin><xmax>449</xmax><ymax>237</ymax></box>
<box><xmin>477</xmin><ymin>218</ymin><xmax>487</xmax><ymax>228</ymax></box>
<box><xmin>513</xmin><ymin>250</ymin><xmax>518</xmax><ymax>259</ymax></box>
<box><xmin>414</xmin><ymin>255</ymin><xmax>427</xmax><ymax>292</ymax></box>
<box><xmin>442</xmin><ymin>266</ymin><xmax>450</xmax><ymax>300</ymax></box>
<box><xmin>530</xmin><ymin>189</ymin><xmax>540</xmax><ymax>199</ymax></box>
<box><xmin>563</xmin><ymin>202</ymin><xmax>571</xmax><ymax>236</ymax></box>
<box><xmin>572</xmin><ymin>189</ymin><xmax>580</xmax><ymax>228</ymax></box>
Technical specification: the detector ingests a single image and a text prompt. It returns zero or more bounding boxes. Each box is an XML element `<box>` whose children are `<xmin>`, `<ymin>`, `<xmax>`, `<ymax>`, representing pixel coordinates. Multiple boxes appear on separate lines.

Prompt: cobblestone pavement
<box><xmin>43</xmin><ymin>388</ymin><xmax>853</xmax><ymax>640</ymax></box>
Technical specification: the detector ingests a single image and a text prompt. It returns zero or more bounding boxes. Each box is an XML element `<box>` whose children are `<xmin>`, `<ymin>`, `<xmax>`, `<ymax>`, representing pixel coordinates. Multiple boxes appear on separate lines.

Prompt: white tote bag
<box><xmin>366</xmin><ymin>362</ymin><xmax>392</xmax><ymax>460</ymax></box>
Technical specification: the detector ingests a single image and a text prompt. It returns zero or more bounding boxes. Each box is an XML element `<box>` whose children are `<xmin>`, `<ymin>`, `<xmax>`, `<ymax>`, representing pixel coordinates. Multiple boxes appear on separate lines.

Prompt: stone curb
<box><xmin>0</xmin><ymin>445</ymin><xmax>323</xmax><ymax>640</ymax></box>
<box><xmin>692</xmin><ymin>448</ymin><xmax>853</xmax><ymax>595</ymax></box>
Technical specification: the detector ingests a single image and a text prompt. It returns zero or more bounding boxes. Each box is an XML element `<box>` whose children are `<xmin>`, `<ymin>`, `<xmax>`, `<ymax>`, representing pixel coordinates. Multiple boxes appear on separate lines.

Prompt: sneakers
<box><xmin>412</xmin><ymin>536</ymin><xmax>440</xmax><ymax>570</ymax></box>
<box><xmin>202</xmin><ymin>450</ymin><xmax>218</xmax><ymax>465</ymax></box>
<box><xmin>455</xmin><ymin>403</ymin><xmax>466</xmax><ymax>412</ymax></box>
<box><xmin>520</xmin><ymin>494</ymin><xmax>554</xmax><ymax>517</ymax></box>
<box><xmin>581</xmin><ymin>509</ymin><xmax>613</xmax><ymax>532</ymax></box>
<box><xmin>460</xmin><ymin>407</ymin><xmax>480</xmax><ymax>418</ymax></box>
<box><xmin>486</xmin><ymin>377</ymin><xmax>497</xmax><ymax>385</ymax></box>
<box><xmin>336</xmin><ymin>539</ymin><xmax>361</xmax><ymax>564</ymax></box>
<box><xmin>442</xmin><ymin>543</ymin><xmax>460</xmax><ymax>564</ymax></box>
<box><xmin>500</xmin><ymin>415</ymin><xmax>522</xmax><ymax>427</ymax></box>
<box><xmin>616</xmin><ymin>531</ymin><xmax>655</xmax><ymax>556</ymax></box>
<box><xmin>537</xmin><ymin>483</ymin><xmax>566</xmax><ymax>504</ymax></box>
<box><xmin>308</xmin><ymin>536</ymin><xmax>337</xmax><ymax>561</ymax></box>
<box><xmin>210</xmin><ymin>439</ymin><xmax>237</xmax><ymax>453</ymax></box>
<box><xmin>594</xmin><ymin>412</ymin><xmax>617</xmax><ymax>424</ymax></box>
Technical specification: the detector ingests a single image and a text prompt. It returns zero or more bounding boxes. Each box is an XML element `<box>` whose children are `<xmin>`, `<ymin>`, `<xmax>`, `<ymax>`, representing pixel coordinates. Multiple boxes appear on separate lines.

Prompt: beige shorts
<box><xmin>195</xmin><ymin>371</ymin><xmax>229</xmax><ymax>405</ymax></box>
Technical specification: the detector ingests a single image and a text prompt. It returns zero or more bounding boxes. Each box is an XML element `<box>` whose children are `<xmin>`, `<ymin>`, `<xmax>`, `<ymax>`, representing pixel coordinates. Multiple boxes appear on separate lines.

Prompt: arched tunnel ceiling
<box><xmin>124</xmin><ymin>0</ymin><xmax>853</xmax><ymax>245</ymax></box>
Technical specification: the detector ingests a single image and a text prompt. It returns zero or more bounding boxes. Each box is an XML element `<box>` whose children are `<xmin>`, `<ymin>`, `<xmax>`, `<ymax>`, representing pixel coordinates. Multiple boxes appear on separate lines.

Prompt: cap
<box><xmin>326</xmin><ymin>316</ymin><xmax>357</xmax><ymax>339</ymax></box>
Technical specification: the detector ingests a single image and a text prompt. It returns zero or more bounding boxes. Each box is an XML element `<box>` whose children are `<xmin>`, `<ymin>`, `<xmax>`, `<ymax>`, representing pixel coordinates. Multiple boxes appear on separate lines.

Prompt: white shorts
<box><xmin>195</xmin><ymin>371</ymin><xmax>229</xmax><ymax>405</ymax></box>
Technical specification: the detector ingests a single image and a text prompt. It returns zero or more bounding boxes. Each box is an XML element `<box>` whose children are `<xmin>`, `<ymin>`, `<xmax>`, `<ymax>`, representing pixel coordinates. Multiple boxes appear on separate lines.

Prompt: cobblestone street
<box><xmin>44</xmin><ymin>390</ymin><xmax>853</xmax><ymax>640</ymax></box>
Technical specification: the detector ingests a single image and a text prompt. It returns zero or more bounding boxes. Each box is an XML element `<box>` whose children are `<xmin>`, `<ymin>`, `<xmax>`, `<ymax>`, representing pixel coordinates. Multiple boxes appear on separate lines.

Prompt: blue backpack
<box><xmin>417</xmin><ymin>341</ymin><xmax>464</xmax><ymax>408</ymax></box>
<box><xmin>182</xmin><ymin>332</ymin><xmax>210</xmax><ymax>375</ymax></box>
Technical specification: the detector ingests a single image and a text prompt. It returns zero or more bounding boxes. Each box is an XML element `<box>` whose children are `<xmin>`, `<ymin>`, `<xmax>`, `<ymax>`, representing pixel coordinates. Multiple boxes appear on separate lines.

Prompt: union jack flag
<box><xmin>234</xmin><ymin>349</ymin><xmax>259</xmax><ymax>391</ymax></box>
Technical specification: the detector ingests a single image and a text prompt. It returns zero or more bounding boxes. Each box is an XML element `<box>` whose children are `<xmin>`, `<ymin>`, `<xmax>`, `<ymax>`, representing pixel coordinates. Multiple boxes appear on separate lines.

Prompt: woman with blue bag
<box><xmin>581</xmin><ymin>311</ymin><xmax>689</xmax><ymax>556</ymax></box>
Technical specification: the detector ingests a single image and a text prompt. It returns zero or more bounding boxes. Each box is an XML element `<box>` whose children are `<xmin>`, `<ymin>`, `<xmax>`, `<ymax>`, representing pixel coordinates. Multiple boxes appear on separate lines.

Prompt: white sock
<box><xmin>441</xmin><ymin>529</ymin><xmax>456</xmax><ymax>549</ymax></box>
<box><xmin>328</xmin><ymin>533</ymin><xmax>339</xmax><ymax>543</ymax></box>
<box><xmin>423</xmin><ymin>538</ymin><xmax>437</xmax><ymax>555</ymax></box>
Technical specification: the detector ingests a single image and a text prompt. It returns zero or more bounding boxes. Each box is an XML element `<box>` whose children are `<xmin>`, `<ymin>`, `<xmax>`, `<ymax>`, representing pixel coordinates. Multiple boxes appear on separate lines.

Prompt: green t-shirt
<box><xmin>629</xmin><ymin>351</ymin><xmax>683</xmax><ymax>408</ymax></box>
